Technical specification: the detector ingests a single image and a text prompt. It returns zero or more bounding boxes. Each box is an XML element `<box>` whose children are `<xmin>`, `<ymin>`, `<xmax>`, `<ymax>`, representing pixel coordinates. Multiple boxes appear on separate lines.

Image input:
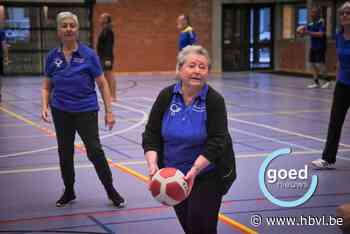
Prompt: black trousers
<box><xmin>174</xmin><ymin>171</ymin><xmax>223</xmax><ymax>234</ymax></box>
<box><xmin>51</xmin><ymin>107</ymin><xmax>113</xmax><ymax>191</ymax></box>
<box><xmin>322</xmin><ymin>82</ymin><xmax>350</xmax><ymax>164</ymax></box>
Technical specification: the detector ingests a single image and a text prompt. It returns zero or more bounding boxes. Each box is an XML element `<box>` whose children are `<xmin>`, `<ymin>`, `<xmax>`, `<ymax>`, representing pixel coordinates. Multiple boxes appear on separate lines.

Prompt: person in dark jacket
<box><xmin>142</xmin><ymin>45</ymin><xmax>236</xmax><ymax>234</ymax></box>
<box><xmin>97</xmin><ymin>13</ymin><xmax>116</xmax><ymax>101</ymax></box>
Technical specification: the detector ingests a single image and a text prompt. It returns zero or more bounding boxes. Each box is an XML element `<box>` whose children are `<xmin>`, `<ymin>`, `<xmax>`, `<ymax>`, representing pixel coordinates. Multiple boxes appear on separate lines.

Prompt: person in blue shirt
<box><xmin>298</xmin><ymin>6</ymin><xmax>332</xmax><ymax>88</ymax></box>
<box><xmin>143</xmin><ymin>45</ymin><xmax>236</xmax><ymax>234</ymax></box>
<box><xmin>0</xmin><ymin>24</ymin><xmax>9</xmax><ymax>102</ymax></box>
<box><xmin>312</xmin><ymin>2</ymin><xmax>350</xmax><ymax>169</ymax></box>
<box><xmin>41</xmin><ymin>12</ymin><xmax>125</xmax><ymax>208</ymax></box>
<box><xmin>177</xmin><ymin>14</ymin><xmax>197</xmax><ymax>51</ymax></box>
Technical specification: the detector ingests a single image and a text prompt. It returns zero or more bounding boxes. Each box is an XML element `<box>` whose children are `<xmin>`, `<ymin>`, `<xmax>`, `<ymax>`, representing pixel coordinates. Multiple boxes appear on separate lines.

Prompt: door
<box><xmin>222</xmin><ymin>4</ymin><xmax>273</xmax><ymax>71</ymax></box>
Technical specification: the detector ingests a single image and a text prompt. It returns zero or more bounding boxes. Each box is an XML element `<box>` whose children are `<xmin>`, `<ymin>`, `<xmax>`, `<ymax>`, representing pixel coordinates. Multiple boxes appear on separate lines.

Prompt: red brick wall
<box><xmin>93</xmin><ymin>0</ymin><xmax>212</xmax><ymax>73</ymax></box>
<box><xmin>276</xmin><ymin>40</ymin><xmax>306</xmax><ymax>72</ymax></box>
<box><xmin>276</xmin><ymin>39</ymin><xmax>337</xmax><ymax>75</ymax></box>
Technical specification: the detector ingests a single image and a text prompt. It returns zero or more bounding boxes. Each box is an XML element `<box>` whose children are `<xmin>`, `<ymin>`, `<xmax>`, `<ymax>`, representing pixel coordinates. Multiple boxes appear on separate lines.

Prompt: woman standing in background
<box><xmin>97</xmin><ymin>13</ymin><xmax>116</xmax><ymax>102</ymax></box>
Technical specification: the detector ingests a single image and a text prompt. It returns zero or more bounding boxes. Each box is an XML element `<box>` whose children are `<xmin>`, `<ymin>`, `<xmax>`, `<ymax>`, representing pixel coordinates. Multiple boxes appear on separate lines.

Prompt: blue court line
<box><xmin>102</xmin><ymin>144</ymin><xmax>133</xmax><ymax>159</ymax></box>
<box><xmin>88</xmin><ymin>215</ymin><xmax>115</xmax><ymax>234</ymax></box>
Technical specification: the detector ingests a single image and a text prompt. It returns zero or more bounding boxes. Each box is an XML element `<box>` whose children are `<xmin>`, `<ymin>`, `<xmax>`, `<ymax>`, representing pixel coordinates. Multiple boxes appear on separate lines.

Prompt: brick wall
<box><xmin>93</xmin><ymin>0</ymin><xmax>212</xmax><ymax>73</ymax></box>
<box><xmin>276</xmin><ymin>40</ymin><xmax>306</xmax><ymax>72</ymax></box>
<box><xmin>276</xmin><ymin>39</ymin><xmax>337</xmax><ymax>75</ymax></box>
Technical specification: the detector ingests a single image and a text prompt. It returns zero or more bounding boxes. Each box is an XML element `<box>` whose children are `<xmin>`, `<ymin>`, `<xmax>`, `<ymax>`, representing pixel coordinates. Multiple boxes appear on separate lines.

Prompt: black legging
<box><xmin>174</xmin><ymin>172</ymin><xmax>223</xmax><ymax>234</ymax></box>
<box><xmin>322</xmin><ymin>82</ymin><xmax>350</xmax><ymax>164</ymax></box>
<box><xmin>51</xmin><ymin>107</ymin><xmax>114</xmax><ymax>191</ymax></box>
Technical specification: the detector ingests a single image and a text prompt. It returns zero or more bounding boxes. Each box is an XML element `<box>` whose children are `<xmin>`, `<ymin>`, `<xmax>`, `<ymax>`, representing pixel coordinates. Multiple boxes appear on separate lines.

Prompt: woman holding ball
<box><xmin>142</xmin><ymin>45</ymin><xmax>236</xmax><ymax>234</ymax></box>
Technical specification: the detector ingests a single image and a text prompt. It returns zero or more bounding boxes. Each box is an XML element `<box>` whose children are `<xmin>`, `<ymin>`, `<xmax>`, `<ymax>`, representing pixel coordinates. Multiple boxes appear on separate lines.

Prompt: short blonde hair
<box><xmin>56</xmin><ymin>11</ymin><xmax>79</xmax><ymax>28</ymax></box>
<box><xmin>176</xmin><ymin>45</ymin><xmax>211</xmax><ymax>74</ymax></box>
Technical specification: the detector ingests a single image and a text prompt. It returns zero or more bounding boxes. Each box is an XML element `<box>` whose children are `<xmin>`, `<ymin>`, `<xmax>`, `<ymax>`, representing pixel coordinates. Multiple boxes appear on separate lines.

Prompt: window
<box><xmin>296</xmin><ymin>7</ymin><xmax>307</xmax><ymax>29</ymax></box>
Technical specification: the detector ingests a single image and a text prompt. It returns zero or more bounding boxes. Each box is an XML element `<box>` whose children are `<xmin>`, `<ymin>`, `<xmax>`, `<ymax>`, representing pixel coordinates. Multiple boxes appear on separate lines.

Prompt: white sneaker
<box><xmin>321</xmin><ymin>81</ymin><xmax>332</xmax><ymax>89</ymax></box>
<box><xmin>311</xmin><ymin>159</ymin><xmax>333</xmax><ymax>169</ymax></box>
<box><xmin>307</xmin><ymin>83</ymin><xmax>320</xmax><ymax>88</ymax></box>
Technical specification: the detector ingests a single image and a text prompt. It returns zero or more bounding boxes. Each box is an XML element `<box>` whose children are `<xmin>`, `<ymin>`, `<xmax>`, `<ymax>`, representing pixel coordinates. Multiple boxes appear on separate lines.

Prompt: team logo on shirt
<box><xmin>54</xmin><ymin>58</ymin><xmax>63</xmax><ymax>68</ymax></box>
<box><xmin>72</xmin><ymin>57</ymin><xmax>85</xmax><ymax>63</ymax></box>
<box><xmin>170</xmin><ymin>103</ymin><xmax>181</xmax><ymax>116</ymax></box>
<box><xmin>192</xmin><ymin>103</ymin><xmax>206</xmax><ymax>112</ymax></box>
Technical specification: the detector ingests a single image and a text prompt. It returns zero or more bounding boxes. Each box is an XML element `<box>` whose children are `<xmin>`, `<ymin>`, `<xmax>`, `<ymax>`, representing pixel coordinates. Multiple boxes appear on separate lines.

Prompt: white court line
<box><xmin>234</xmin><ymin>148</ymin><xmax>350</xmax><ymax>159</ymax></box>
<box><xmin>231</xmin><ymin>128</ymin><xmax>317</xmax><ymax>151</ymax></box>
<box><xmin>229</xmin><ymin>116</ymin><xmax>350</xmax><ymax>148</ymax></box>
<box><xmin>225</xmin><ymin>83</ymin><xmax>332</xmax><ymax>103</ymax></box>
<box><xmin>137</xmin><ymin>97</ymin><xmax>350</xmax><ymax>150</ymax></box>
<box><xmin>0</xmin><ymin>123</ymin><xmax>33</xmax><ymax>127</ymax></box>
<box><xmin>0</xmin><ymin>160</ymin><xmax>146</xmax><ymax>175</ymax></box>
<box><xmin>2</xmin><ymin>150</ymin><xmax>350</xmax><ymax>175</ymax></box>
<box><xmin>229</xmin><ymin>109</ymin><xmax>329</xmax><ymax>117</ymax></box>
<box><xmin>0</xmin><ymin>135</ymin><xmax>50</xmax><ymax>140</ymax></box>
<box><xmin>0</xmin><ymin>102</ymin><xmax>148</xmax><ymax>159</ymax></box>
<box><xmin>123</xmin><ymin>97</ymin><xmax>350</xmax><ymax>161</ymax></box>
<box><xmin>99</xmin><ymin>101</ymin><xmax>148</xmax><ymax>139</ymax></box>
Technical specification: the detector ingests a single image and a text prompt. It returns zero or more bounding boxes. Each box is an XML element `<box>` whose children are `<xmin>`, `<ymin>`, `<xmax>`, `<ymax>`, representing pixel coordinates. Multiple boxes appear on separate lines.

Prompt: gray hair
<box><xmin>339</xmin><ymin>1</ymin><xmax>350</xmax><ymax>14</ymax></box>
<box><xmin>176</xmin><ymin>45</ymin><xmax>211</xmax><ymax>74</ymax></box>
<box><xmin>338</xmin><ymin>2</ymin><xmax>350</xmax><ymax>32</ymax></box>
<box><xmin>56</xmin><ymin>11</ymin><xmax>79</xmax><ymax>28</ymax></box>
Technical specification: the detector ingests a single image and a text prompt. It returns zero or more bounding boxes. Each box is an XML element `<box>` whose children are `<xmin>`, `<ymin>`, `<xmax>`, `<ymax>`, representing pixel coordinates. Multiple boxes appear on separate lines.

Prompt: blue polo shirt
<box><xmin>161</xmin><ymin>82</ymin><xmax>215</xmax><ymax>175</ymax></box>
<box><xmin>45</xmin><ymin>43</ymin><xmax>103</xmax><ymax>112</ymax></box>
<box><xmin>179</xmin><ymin>26</ymin><xmax>197</xmax><ymax>51</ymax></box>
<box><xmin>336</xmin><ymin>32</ymin><xmax>350</xmax><ymax>86</ymax></box>
<box><xmin>307</xmin><ymin>19</ymin><xmax>326</xmax><ymax>50</ymax></box>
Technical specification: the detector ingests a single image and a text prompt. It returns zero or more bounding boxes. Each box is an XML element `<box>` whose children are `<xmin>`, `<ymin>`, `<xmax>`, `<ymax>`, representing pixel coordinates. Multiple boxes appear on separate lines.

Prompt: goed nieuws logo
<box><xmin>258</xmin><ymin>148</ymin><xmax>318</xmax><ymax>208</ymax></box>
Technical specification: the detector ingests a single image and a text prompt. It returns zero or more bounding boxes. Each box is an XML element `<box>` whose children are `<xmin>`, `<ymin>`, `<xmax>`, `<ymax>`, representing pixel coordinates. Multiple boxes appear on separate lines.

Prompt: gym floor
<box><xmin>0</xmin><ymin>72</ymin><xmax>349</xmax><ymax>234</ymax></box>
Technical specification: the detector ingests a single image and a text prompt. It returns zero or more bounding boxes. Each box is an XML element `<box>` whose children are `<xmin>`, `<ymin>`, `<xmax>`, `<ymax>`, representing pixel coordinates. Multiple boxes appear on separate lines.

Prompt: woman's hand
<box><xmin>184</xmin><ymin>165</ymin><xmax>200</xmax><ymax>195</ymax></box>
<box><xmin>105</xmin><ymin>112</ymin><xmax>115</xmax><ymax>130</ymax></box>
<box><xmin>145</xmin><ymin>151</ymin><xmax>159</xmax><ymax>189</ymax></box>
<box><xmin>41</xmin><ymin>107</ymin><xmax>51</xmax><ymax>123</ymax></box>
<box><xmin>147</xmin><ymin>161</ymin><xmax>159</xmax><ymax>189</ymax></box>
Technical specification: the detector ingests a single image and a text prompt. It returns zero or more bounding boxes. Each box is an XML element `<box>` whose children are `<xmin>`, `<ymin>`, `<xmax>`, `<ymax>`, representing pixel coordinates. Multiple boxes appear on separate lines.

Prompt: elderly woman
<box><xmin>142</xmin><ymin>45</ymin><xmax>236</xmax><ymax>234</ymax></box>
<box><xmin>312</xmin><ymin>2</ymin><xmax>350</xmax><ymax>169</ymax></box>
<box><xmin>41</xmin><ymin>12</ymin><xmax>125</xmax><ymax>208</ymax></box>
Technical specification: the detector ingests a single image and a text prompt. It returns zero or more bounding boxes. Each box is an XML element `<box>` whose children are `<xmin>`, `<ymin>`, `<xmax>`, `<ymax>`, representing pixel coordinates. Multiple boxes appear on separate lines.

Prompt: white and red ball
<box><xmin>296</xmin><ymin>25</ymin><xmax>306</xmax><ymax>34</ymax></box>
<box><xmin>149</xmin><ymin>167</ymin><xmax>189</xmax><ymax>206</ymax></box>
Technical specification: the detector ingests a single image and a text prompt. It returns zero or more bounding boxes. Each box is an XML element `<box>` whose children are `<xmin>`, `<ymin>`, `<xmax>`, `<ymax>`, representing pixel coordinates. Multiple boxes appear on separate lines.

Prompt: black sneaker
<box><xmin>56</xmin><ymin>190</ymin><xmax>76</xmax><ymax>207</ymax></box>
<box><xmin>107</xmin><ymin>189</ymin><xmax>126</xmax><ymax>208</ymax></box>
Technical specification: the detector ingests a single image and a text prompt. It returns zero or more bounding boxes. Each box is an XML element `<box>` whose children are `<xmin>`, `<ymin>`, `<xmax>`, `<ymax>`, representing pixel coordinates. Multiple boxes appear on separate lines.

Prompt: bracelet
<box><xmin>106</xmin><ymin>110</ymin><xmax>113</xmax><ymax>113</ymax></box>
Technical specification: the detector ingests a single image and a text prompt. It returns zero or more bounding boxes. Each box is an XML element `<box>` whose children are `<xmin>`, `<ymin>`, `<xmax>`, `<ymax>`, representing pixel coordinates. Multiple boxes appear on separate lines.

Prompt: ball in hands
<box><xmin>296</xmin><ymin>26</ymin><xmax>306</xmax><ymax>35</ymax></box>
